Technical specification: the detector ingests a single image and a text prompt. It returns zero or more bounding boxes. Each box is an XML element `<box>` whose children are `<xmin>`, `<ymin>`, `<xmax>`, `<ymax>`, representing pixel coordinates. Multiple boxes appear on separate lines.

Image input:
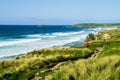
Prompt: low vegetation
<box><xmin>47</xmin><ymin>56</ymin><xmax>120</xmax><ymax>80</ymax></box>
<box><xmin>0</xmin><ymin>48</ymin><xmax>93</xmax><ymax>80</ymax></box>
<box><xmin>85</xmin><ymin>33</ymin><xmax>95</xmax><ymax>41</ymax></box>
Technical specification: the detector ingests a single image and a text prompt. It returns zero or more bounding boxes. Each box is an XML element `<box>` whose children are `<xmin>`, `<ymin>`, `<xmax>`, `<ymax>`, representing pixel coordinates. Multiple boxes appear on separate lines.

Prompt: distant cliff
<box><xmin>73</xmin><ymin>23</ymin><xmax>120</xmax><ymax>28</ymax></box>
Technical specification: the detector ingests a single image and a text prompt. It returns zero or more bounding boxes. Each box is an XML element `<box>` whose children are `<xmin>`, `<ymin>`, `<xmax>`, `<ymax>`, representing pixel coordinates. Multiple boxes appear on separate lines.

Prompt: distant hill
<box><xmin>73</xmin><ymin>23</ymin><xmax>120</xmax><ymax>28</ymax></box>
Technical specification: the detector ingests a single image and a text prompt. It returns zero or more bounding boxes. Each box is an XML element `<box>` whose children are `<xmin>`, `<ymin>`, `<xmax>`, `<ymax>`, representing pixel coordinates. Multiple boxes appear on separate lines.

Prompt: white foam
<box><xmin>25</xmin><ymin>34</ymin><xmax>42</xmax><ymax>38</ymax></box>
<box><xmin>0</xmin><ymin>38</ymin><xmax>41</xmax><ymax>47</ymax></box>
<box><xmin>23</xmin><ymin>31</ymin><xmax>85</xmax><ymax>39</ymax></box>
<box><xmin>52</xmin><ymin>31</ymin><xmax>84</xmax><ymax>36</ymax></box>
<box><xmin>26</xmin><ymin>34</ymin><xmax>56</xmax><ymax>38</ymax></box>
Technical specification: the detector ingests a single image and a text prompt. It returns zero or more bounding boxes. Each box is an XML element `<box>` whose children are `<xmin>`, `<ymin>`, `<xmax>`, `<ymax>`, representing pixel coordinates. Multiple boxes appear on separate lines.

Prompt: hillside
<box><xmin>0</xmin><ymin>48</ymin><xmax>93</xmax><ymax>80</ymax></box>
<box><xmin>0</xmin><ymin>29</ymin><xmax>120</xmax><ymax>80</ymax></box>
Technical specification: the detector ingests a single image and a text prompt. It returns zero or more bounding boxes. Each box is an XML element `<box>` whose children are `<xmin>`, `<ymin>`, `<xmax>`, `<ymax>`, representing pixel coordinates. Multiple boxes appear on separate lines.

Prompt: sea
<box><xmin>0</xmin><ymin>25</ymin><xmax>112</xmax><ymax>59</ymax></box>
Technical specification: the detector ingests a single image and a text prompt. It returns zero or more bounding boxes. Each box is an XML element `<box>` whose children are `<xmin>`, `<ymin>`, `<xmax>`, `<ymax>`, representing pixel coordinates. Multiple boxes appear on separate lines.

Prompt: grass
<box><xmin>87</xmin><ymin>29</ymin><xmax>120</xmax><ymax>57</ymax></box>
<box><xmin>0</xmin><ymin>48</ymin><xmax>93</xmax><ymax>80</ymax></box>
<box><xmin>98</xmin><ymin>40</ymin><xmax>120</xmax><ymax>57</ymax></box>
<box><xmin>47</xmin><ymin>56</ymin><xmax>120</xmax><ymax>80</ymax></box>
<box><xmin>95</xmin><ymin>29</ymin><xmax>120</xmax><ymax>40</ymax></box>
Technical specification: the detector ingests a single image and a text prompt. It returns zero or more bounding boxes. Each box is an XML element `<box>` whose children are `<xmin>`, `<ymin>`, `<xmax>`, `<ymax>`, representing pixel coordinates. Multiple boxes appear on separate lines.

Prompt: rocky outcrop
<box><xmin>95</xmin><ymin>32</ymin><xmax>111</xmax><ymax>40</ymax></box>
<box><xmin>85</xmin><ymin>32</ymin><xmax>111</xmax><ymax>42</ymax></box>
<box><xmin>85</xmin><ymin>33</ymin><xmax>95</xmax><ymax>41</ymax></box>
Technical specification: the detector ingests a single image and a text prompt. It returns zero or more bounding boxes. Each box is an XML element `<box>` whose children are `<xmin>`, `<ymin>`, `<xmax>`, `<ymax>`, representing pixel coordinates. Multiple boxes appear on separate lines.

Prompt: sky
<box><xmin>0</xmin><ymin>0</ymin><xmax>120</xmax><ymax>25</ymax></box>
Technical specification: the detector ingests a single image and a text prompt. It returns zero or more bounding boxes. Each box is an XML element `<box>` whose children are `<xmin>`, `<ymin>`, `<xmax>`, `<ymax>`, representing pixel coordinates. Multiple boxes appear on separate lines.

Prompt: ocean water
<box><xmin>0</xmin><ymin>25</ymin><xmax>112</xmax><ymax>58</ymax></box>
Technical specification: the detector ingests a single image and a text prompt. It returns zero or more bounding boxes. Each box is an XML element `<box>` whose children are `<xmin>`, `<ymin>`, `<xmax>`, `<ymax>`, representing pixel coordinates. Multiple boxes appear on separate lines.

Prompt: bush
<box><xmin>85</xmin><ymin>33</ymin><xmax>95</xmax><ymax>41</ymax></box>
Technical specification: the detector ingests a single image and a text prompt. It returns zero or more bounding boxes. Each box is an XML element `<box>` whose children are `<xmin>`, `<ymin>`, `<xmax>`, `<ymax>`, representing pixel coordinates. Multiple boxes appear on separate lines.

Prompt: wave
<box><xmin>0</xmin><ymin>38</ymin><xmax>41</xmax><ymax>47</ymax></box>
<box><xmin>23</xmin><ymin>31</ymin><xmax>85</xmax><ymax>39</ymax></box>
<box><xmin>25</xmin><ymin>34</ymin><xmax>56</xmax><ymax>38</ymax></box>
<box><xmin>0</xmin><ymin>34</ymin><xmax>87</xmax><ymax>58</ymax></box>
<box><xmin>0</xmin><ymin>31</ymin><xmax>85</xmax><ymax>47</ymax></box>
<box><xmin>47</xmin><ymin>34</ymin><xmax>87</xmax><ymax>48</ymax></box>
<box><xmin>52</xmin><ymin>31</ymin><xmax>84</xmax><ymax>36</ymax></box>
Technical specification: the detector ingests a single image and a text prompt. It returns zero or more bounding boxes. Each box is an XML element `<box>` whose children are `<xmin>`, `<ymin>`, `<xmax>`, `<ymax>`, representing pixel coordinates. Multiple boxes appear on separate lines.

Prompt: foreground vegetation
<box><xmin>0</xmin><ymin>48</ymin><xmax>93</xmax><ymax>80</ymax></box>
<box><xmin>47</xmin><ymin>56</ymin><xmax>120</xmax><ymax>80</ymax></box>
<box><xmin>0</xmin><ymin>28</ymin><xmax>120</xmax><ymax>80</ymax></box>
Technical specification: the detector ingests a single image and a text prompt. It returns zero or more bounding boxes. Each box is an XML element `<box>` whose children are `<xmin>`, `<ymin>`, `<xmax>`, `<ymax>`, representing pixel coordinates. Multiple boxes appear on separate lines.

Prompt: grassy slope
<box><xmin>47</xmin><ymin>56</ymin><xmax>120</xmax><ymax>80</ymax></box>
<box><xmin>46</xmin><ymin>29</ymin><xmax>120</xmax><ymax>80</ymax></box>
<box><xmin>92</xmin><ymin>29</ymin><xmax>120</xmax><ymax>57</ymax></box>
<box><xmin>0</xmin><ymin>29</ymin><xmax>120</xmax><ymax>80</ymax></box>
<box><xmin>0</xmin><ymin>48</ymin><xmax>93</xmax><ymax>80</ymax></box>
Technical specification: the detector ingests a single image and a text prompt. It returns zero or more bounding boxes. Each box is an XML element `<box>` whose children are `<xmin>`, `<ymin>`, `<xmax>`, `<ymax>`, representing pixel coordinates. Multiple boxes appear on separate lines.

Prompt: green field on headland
<box><xmin>73</xmin><ymin>23</ymin><xmax>120</xmax><ymax>28</ymax></box>
<box><xmin>0</xmin><ymin>27</ymin><xmax>120</xmax><ymax>80</ymax></box>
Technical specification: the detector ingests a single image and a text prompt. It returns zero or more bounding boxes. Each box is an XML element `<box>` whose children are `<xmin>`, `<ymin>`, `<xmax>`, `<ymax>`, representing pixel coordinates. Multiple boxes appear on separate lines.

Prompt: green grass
<box><xmin>0</xmin><ymin>48</ymin><xmax>93</xmax><ymax>80</ymax></box>
<box><xmin>88</xmin><ymin>29</ymin><xmax>120</xmax><ymax>57</ymax></box>
<box><xmin>75</xmin><ymin>29</ymin><xmax>120</xmax><ymax>58</ymax></box>
<box><xmin>73</xmin><ymin>23</ymin><xmax>120</xmax><ymax>28</ymax></box>
<box><xmin>47</xmin><ymin>56</ymin><xmax>120</xmax><ymax>80</ymax></box>
<box><xmin>97</xmin><ymin>40</ymin><xmax>120</xmax><ymax>57</ymax></box>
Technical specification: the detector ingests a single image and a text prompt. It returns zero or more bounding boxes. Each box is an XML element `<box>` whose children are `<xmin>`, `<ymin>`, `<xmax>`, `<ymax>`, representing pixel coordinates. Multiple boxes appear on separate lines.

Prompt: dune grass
<box><xmin>0</xmin><ymin>48</ymin><xmax>93</xmax><ymax>80</ymax></box>
<box><xmin>81</xmin><ymin>40</ymin><xmax>120</xmax><ymax>57</ymax></box>
<box><xmin>47</xmin><ymin>56</ymin><xmax>120</xmax><ymax>80</ymax></box>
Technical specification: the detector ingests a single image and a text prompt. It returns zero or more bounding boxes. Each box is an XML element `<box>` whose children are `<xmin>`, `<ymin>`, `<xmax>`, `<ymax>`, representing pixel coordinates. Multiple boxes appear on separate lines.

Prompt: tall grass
<box><xmin>47</xmin><ymin>56</ymin><xmax>120</xmax><ymax>80</ymax></box>
<box><xmin>0</xmin><ymin>48</ymin><xmax>93</xmax><ymax>79</ymax></box>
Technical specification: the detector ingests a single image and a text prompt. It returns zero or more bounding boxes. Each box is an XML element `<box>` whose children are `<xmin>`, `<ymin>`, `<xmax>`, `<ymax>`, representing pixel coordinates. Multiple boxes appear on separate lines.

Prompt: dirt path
<box><xmin>37</xmin><ymin>61</ymin><xmax>66</xmax><ymax>80</ymax></box>
<box><xmin>40</xmin><ymin>61</ymin><xmax>66</xmax><ymax>74</ymax></box>
<box><xmin>91</xmin><ymin>47</ymin><xmax>104</xmax><ymax>58</ymax></box>
<box><xmin>51</xmin><ymin>62</ymin><xmax>66</xmax><ymax>71</ymax></box>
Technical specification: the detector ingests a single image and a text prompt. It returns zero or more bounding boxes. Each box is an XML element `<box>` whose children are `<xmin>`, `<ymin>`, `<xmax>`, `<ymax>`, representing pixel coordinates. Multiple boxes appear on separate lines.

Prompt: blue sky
<box><xmin>0</xmin><ymin>0</ymin><xmax>120</xmax><ymax>25</ymax></box>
